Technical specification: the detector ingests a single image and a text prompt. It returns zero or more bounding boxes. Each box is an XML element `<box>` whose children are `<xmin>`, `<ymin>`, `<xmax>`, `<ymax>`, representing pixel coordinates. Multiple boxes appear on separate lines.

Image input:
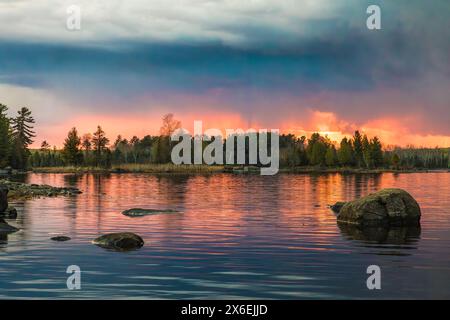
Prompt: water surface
<box><xmin>1</xmin><ymin>172</ymin><xmax>450</xmax><ymax>299</ymax></box>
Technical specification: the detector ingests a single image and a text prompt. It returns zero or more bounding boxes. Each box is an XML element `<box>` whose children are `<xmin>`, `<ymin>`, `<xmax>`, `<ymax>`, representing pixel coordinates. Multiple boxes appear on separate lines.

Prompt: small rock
<box><xmin>51</xmin><ymin>236</ymin><xmax>71</xmax><ymax>242</ymax></box>
<box><xmin>92</xmin><ymin>232</ymin><xmax>144</xmax><ymax>251</ymax></box>
<box><xmin>122</xmin><ymin>208</ymin><xmax>179</xmax><ymax>217</ymax></box>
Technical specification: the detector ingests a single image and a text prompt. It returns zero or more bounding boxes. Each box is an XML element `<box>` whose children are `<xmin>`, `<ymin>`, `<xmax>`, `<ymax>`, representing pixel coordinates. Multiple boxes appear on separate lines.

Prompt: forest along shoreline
<box><xmin>1</xmin><ymin>106</ymin><xmax>450</xmax><ymax>176</ymax></box>
<box><xmin>28</xmin><ymin>164</ymin><xmax>450</xmax><ymax>175</ymax></box>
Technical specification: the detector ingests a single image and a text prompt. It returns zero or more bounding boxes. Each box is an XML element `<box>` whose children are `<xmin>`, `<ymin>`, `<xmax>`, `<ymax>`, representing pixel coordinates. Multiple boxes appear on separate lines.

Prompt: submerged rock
<box><xmin>92</xmin><ymin>232</ymin><xmax>144</xmax><ymax>251</ymax></box>
<box><xmin>122</xmin><ymin>208</ymin><xmax>179</xmax><ymax>217</ymax></box>
<box><xmin>0</xmin><ymin>186</ymin><xmax>8</xmax><ymax>213</ymax></box>
<box><xmin>337</xmin><ymin>188</ymin><xmax>421</xmax><ymax>227</ymax></box>
<box><xmin>51</xmin><ymin>236</ymin><xmax>71</xmax><ymax>242</ymax></box>
<box><xmin>0</xmin><ymin>218</ymin><xmax>19</xmax><ymax>234</ymax></box>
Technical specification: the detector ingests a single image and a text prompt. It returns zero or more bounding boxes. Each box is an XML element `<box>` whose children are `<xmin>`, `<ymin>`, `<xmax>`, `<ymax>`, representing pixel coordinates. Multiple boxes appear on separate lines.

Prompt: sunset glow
<box><xmin>0</xmin><ymin>1</ymin><xmax>448</xmax><ymax>150</ymax></box>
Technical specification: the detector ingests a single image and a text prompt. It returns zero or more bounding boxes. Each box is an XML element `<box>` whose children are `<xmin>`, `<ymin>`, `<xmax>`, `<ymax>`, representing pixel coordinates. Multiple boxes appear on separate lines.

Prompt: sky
<box><xmin>0</xmin><ymin>0</ymin><xmax>449</xmax><ymax>148</ymax></box>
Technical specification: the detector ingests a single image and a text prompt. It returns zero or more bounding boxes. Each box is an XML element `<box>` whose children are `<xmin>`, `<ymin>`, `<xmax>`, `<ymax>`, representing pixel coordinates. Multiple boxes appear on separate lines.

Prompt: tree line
<box><xmin>0</xmin><ymin>104</ymin><xmax>36</xmax><ymax>169</ymax></box>
<box><xmin>1</xmin><ymin>104</ymin><xmax>449</xmax><ymax>170</ymax></box>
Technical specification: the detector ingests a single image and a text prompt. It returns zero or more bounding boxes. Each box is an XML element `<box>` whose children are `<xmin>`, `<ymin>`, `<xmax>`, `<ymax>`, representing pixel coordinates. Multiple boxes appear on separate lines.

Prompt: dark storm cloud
<box><xmin>0</xmin><ymin>0</ymin><xmax>448</xmax><ymax>134</ymax></box>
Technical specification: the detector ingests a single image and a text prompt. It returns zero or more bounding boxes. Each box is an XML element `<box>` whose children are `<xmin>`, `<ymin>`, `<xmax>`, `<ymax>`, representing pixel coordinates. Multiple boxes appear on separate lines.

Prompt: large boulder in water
<box><xmin>92</xmin><ymin>232</ymin><xmax>144</xmax><ymax>251</ymax></box>
<box><xmin>337</xmin><ymin>188</ymin><xmax>421</xmax><ymax>227</ymax></box>
<box><xmin>0</xmin><ymin>187</ymin><xmax>8</xmax><ymax>213</ymax></box>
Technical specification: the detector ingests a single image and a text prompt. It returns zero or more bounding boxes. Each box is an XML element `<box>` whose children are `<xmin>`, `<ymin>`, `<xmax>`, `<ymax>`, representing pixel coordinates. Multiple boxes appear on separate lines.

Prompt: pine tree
<box><xmin>392</xmin><ymin>153</ymin><xmax>400</xmax><ymax>169</ymax></box>
<box><xmin>362</xmin><ymin>135</ymin><xmax>372</xmax><ymax>168</ymax></box>
<box><xmin>0</xmin><ymin>104</ymin><xmax>11</xmax><ymax>168</ymax></box>
<box><xmin>370</xmin><ymin>136</ymin><xmax>383</xmax><ymax>168</ymax></box>
<box><xmin>92</xmin><ymin>126</ymin><xmax>109</xmax><ymax>167</ymax></box>
<box><xmin>447</xmin><ymin>150</ymin><xmax>450</xmax><ymax>169</ymax></box>
<box><xmin>338</xmin><ymin>137</ymin><xmax>353</xmax><ymax>166</ymax></box>
<box><xmin>352</xmin><ymin>130</ymin><xmax>364</xmax><ymax>167</ymax></box>
<box><xmin>325</xmin><ymin>145</ymin><xmax>338</xmax><ymax>166</ymax></box>
<box><xmin>62</xmin><ymin>127</ymin><xmax>83</xmax><ymax>166</ymax></box>
<box><xmin>82</xmin><ymin>134</ymin><xmax>92</xmax><ymax>152</ymax></box>
<box><xmin>31</xmin><ymin>151</ymin><xmax>41</xmax><ymax>167</ymax></box>
<box><xmin>307</xmin><ymin>133</ymin><xmax>328</xmax><ymax>166</ymax></box>
<box><xmin>10</xmin><ymin>107</ymin><xmax>35</xmax><ymax>169</ymax></box>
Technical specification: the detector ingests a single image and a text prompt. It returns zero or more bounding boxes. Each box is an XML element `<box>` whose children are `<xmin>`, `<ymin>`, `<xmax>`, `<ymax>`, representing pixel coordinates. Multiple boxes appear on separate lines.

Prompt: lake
<box><xmin>1</xmin><ymin>172</ymin><xmax>450</xmax><ymax>299</ymax></box>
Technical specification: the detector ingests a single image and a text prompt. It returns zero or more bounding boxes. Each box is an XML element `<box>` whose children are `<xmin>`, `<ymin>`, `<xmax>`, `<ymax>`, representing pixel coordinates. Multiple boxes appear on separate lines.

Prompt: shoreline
<box><xmin>28</xmin><ymin>165</ymin><xmax>450</xmax><ymax>175</ymax></box>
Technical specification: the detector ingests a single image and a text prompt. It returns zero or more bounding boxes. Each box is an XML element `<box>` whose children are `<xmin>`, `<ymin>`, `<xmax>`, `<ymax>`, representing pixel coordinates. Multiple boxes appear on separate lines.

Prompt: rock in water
<box><xmin>0</xmin><ymin>187</ymin><xmax>8</xmax><ymax>213</ymax></box>
<box><xmin>122</xmin><ymin>208</ymin><xmax>179</xmax><ymax>217</ymax></box>
<box><xmin>337</xmin><ymin>188</ymin><xmax>421</xmax><ymax>227</ymax></box>
<box><xmin>92</xmin><ymin>232</ymin><xmax>144</xmax><ymax>251</ymax></box>
<box><xmin>1</xmin><ymin>207</ymin><xmax>18</xmax><ymax>219</ymax></box>
<box><xmin>0</xmin><ymin>218</ymin><xmax>19</xmax><ymax>234</ymax></box>
<box><xmin>51</xmin><ymin>236</ymin><xmax>71</xmax><ymax>242</ymax></box>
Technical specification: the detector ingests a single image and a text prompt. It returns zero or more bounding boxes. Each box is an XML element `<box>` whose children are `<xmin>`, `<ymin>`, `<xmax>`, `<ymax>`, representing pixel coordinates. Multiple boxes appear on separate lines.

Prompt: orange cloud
<box><xmin>32</xmin><ymin>108</ymin><xmax>450</xmax><ymax>149</ymax></box>
<box><xmin>281</xmin><ymin>111</ymin><xmax>450</xmax><ymax>148</ymax></box>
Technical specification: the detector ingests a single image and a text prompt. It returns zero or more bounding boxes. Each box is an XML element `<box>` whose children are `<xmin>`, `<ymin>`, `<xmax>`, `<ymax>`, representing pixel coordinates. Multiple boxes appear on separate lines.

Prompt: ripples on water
<box><xmin>1</xmin><ymin>172</ymin><xmax>450</xmax><ymax>299</ymax></box>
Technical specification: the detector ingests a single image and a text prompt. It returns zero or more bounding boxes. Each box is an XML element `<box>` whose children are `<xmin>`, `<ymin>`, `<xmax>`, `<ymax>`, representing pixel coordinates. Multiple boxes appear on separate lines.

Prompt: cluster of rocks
<box><xmin>1</xmin><ymin>181</ymin><xmax>82</xmax><ymax>238</ymax></box>
<box><xmin>0</xmin><ymin>187</ymin><xmax>19</xmax><ymax>233</ymax></box>
<box><xmin>0</xmin><ymin>179</ymin><xmax>82</xmax><ymax>200</ymax></box>
<box><xmin>330</xmin><ymin>188</ymin><xmax>421</xmax><ymax>227</ymax></box>
<box><xmin>1</xmin><ymin>180</ymin><xmax>145</xmax><ymax>251</ymax></box>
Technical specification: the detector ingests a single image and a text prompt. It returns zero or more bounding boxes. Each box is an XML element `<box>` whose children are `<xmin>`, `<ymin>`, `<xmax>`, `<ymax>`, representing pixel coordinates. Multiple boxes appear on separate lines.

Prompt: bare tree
<box><xmin>159</xmin><ymin>113</ymin><xmax>181</xmax><ymax>136</ymax></box>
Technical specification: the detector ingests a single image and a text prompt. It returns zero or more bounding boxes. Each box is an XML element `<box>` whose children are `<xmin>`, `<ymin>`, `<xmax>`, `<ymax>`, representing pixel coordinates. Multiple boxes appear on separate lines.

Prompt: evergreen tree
<box><xmin>0</xmin><ymin>104</ymin><xmax>11</xmax><ymax>167</ymax></box>
<box><xmin>392</xmin><ymin>153</ymin><xmax>400</xmax><ymax>169</ymax></box>
<box><xmin>158</xmin><ymin>136</ymin><xmax>171</xmax><ymax>163</ymax></box>
<box><xmin>92</xmin><ymin>126</ymin><xmax>109</xmax><ymax>167</ymax></box>
<box><xmin>307</xmin><ymin>133</ymin><xmax>328</xmax><ymax>166</ymax></box>
<box><xmin>362</xmin><ymin>135</ymin><xmax>373</xmax><ymax>168</ymax></box>
<box><xmin>115</xmin><ymin>137</ymin><xmax>131</xmax><ymax>163</ymax></box>
<box><xmin>352</xmin><ymin>130</ymin><xmax>364</xmax><ymax>167</ymax></box>
<box><xmin>31</xmin><ymin>151</ymin><xmax>41</xmax><ymax>167</ymax></box>
<box><xmin>448</xmin><ymin>150</ymin><xmax>450</xmax><ymax>169</ymax></box>
<box><xmin>325</xmin><ymin>145</ymin><xmax>338</xmax><ymax>166</ymax></box>
<box><xmin>338</xmin><ymin>137</ymin><xmax>353</xmax><ymax>166</ymax></box>
<box><xmin>10</xmin><ymin>107</ymin><xmax>35</xmax><ymax>169</ymax></box>
<box><xmin>62</xmin><ymin>127</ymin><xmax>83</xmax><ymax>166</ymax></box>
<box><xmin>370</xmin><ymin>136</ymin><xmax>383</xmax><ymax>168</ymax></box>
<box><xmin>82</xmin><ymin>134</ymin><xmax>92</xmax><ymax>152</ymax></box>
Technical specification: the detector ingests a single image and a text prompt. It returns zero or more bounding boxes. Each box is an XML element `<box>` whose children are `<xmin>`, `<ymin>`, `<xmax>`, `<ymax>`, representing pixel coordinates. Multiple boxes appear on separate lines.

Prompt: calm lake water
<box><xmin>1</xmin><ymin>172</ymin><xmax>450</xmax><ymax>299</ymax></box>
